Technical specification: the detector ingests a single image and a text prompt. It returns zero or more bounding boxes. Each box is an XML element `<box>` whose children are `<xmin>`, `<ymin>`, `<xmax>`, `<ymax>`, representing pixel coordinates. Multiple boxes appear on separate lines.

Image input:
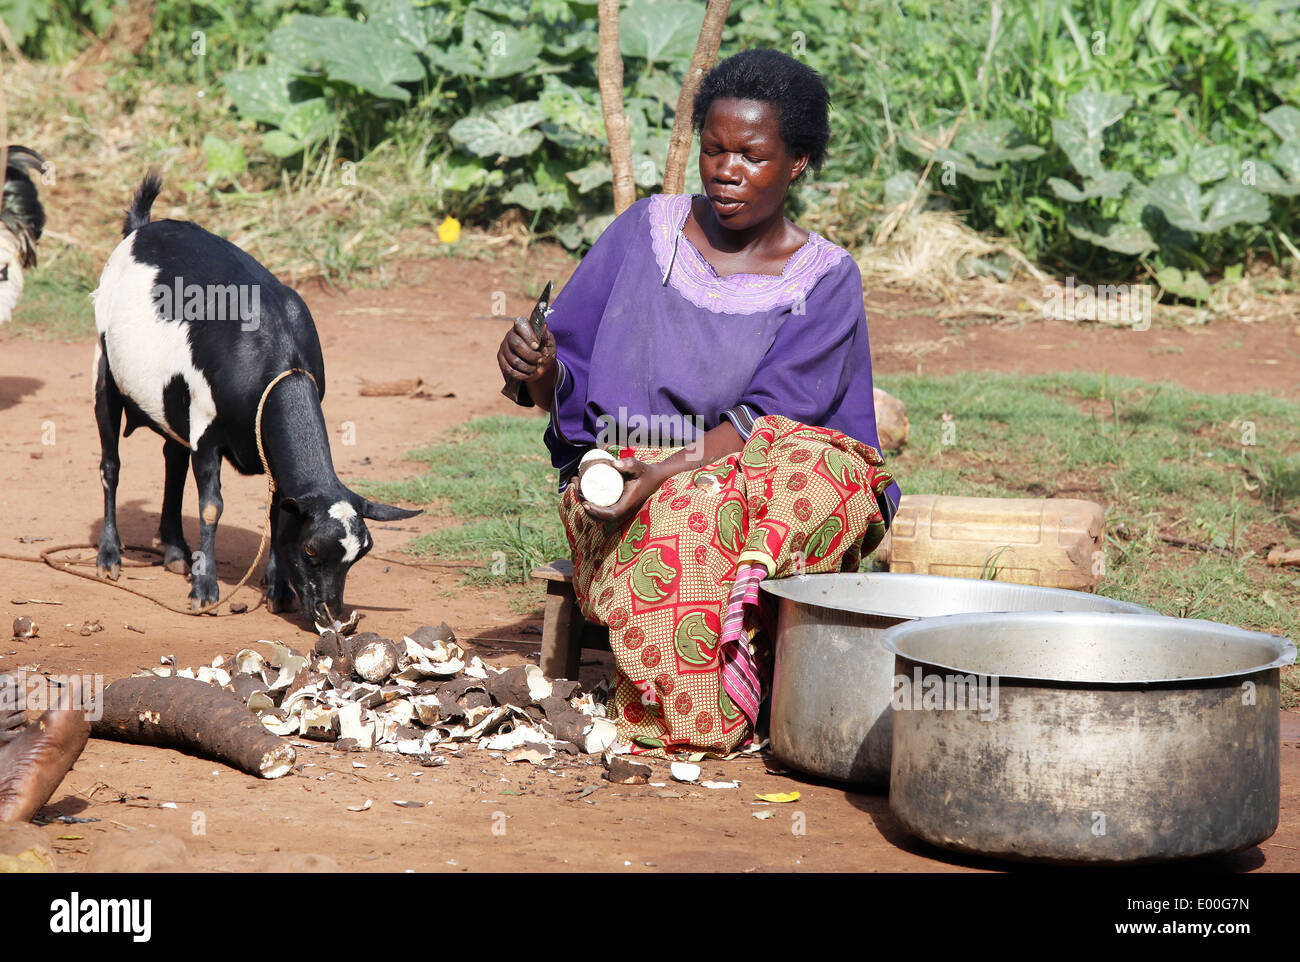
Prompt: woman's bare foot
<box><xmin>0</xmin><ymin>709</ymin><xmax>91</xmax><ymax>822</ymax></box>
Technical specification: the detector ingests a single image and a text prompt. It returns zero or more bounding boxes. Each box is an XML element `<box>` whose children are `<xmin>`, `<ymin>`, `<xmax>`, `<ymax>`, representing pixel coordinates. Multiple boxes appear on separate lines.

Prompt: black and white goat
<box><xmin>92</xmin><ymin>171</ymin><xmax>419</xmax><ymax>622</ymax></box>
<box><xmin>0</xmin><ymin>146</ymin><xmax>47</xmax><ymax>324</ymax></box>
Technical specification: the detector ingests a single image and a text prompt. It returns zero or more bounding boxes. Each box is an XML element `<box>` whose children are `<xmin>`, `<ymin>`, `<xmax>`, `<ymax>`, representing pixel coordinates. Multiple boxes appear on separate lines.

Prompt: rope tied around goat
<box><xmin>3</xmin><ymin>368</ymin><xmax>319</xmax><ymax>617</ymax></box>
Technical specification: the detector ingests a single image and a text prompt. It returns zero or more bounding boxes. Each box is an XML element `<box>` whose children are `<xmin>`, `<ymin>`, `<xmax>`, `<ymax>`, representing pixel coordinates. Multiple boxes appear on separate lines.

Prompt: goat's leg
<box><xmin>157</xmin><ymin>439</ymin><xmax>192</xmax><ymax>576</ymax></box>
<box><xmin>94</xmin><ymin>347</ymin><xmax>125</xmax><ymax>581</ymax></box>
<box><xmin>188</xmin><ymin>441</ymin><xmax>223</xmax><ymax>610</ymax></box>
<box><xmin>264</xmin><ymin>491</ymin><xmax>298</xmax><ymax>613</ymax></box>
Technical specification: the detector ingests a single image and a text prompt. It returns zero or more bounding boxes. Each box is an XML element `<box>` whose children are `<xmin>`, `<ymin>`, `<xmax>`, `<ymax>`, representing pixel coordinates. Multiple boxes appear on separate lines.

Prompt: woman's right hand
<box><xmin>498</xmin><ymin>316</ymin><xmax>557</xmax><ymax>386</ymax></box>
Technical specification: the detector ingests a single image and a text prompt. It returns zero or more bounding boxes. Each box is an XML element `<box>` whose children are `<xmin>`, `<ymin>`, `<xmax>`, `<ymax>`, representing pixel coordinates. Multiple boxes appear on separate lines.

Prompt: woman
<box><xmin>498</xmin><ymin>49</ymin><xmax>900</xmax><ymax>756</ymax></box>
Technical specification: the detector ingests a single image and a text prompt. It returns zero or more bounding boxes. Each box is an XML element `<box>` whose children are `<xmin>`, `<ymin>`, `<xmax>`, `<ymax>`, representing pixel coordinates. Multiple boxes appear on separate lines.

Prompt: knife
<box><xmin>501</xmin><ymin>280</ymin><xmax>554</xmax><ymax>403</ymax></box>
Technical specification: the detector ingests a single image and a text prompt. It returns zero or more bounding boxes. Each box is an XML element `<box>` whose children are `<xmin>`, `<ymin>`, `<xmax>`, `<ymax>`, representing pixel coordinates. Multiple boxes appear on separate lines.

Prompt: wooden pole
<box><xmin>662</xmin><ymin>0</ymin><xmax>731</xmax><ymax>195</ymax></box>
<box><xmin>597</xmin><ymin>0</ymin><xmax>635</xmax><ymax>215</ymax></box>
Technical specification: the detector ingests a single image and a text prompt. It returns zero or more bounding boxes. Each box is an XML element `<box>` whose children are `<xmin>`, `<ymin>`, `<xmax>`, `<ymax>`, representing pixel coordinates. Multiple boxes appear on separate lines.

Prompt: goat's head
<box><xmin>274</xmin><ymin>490</ymin><xmax>420</xmax><ymax>625</ymax></box>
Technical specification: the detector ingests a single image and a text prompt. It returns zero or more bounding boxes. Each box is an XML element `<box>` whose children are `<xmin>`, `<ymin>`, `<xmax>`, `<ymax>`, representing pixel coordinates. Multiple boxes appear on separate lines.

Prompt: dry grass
<box><xmin>854</xmin><ymin>208</ymin><xmax>1300</xmax><ymax>331</ymax></box>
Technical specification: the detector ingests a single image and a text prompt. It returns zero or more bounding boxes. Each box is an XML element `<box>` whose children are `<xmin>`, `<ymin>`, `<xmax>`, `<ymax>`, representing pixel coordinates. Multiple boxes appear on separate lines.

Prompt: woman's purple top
<box><xmin>515</xmin><ymin>193</ymin><xmax>900</xmax><ymax>523</ymax></box>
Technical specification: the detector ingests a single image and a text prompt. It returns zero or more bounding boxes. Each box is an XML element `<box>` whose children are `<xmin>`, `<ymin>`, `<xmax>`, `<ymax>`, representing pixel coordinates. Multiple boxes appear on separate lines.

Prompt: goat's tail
<box><xmin>122</xmin><ymin>169</ymin><xmax>163</xmax><ymax>237</ymax></box>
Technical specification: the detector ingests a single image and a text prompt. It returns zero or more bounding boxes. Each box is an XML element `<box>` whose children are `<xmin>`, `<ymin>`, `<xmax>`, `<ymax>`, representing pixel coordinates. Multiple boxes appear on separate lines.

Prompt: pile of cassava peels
<box><xmin>131</xmin><ymin>623</ymin><xmax>619</xmax><ymax>767</ymax></box>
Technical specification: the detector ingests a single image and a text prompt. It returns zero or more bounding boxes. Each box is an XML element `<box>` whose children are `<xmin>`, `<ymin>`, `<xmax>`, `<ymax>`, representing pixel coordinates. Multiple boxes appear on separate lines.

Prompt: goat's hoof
<box><xmin>189</xmin><ymin>584</ymin><xmax>219</xmax><ymax>612</ymax></box>
<box><xmin>267</xmin><ymin>590</ymin><xmax>299</xmax><ymax>614</ymax></box>
<box><xmin>163</xmin><ymin>555</ymin><xmax>191</xmax><ymax>576</ymax></box>
<box><xmin>97</xmin><ymin>562</ymin><xmax>121</xmax><ymax>582</ymax></box>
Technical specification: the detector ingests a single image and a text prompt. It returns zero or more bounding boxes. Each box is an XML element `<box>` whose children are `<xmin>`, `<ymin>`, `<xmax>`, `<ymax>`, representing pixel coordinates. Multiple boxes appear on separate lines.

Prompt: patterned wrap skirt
<box><xmin>559</xmin><ymin>415</ymin><xmax>896</xmax><ymax>757</ymax></box>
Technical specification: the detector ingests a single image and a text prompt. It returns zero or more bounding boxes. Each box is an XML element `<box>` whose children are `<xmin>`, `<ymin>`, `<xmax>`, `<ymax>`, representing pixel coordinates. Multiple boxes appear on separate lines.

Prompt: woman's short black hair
<box><xmin>691</xmin><ymin>48</ymin><xmax>831</xmax><ymax>174</ymax></box>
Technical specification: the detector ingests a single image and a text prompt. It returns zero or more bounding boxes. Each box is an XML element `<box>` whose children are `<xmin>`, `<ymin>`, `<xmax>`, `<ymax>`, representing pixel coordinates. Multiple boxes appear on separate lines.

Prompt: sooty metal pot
<box><xmin>760</xmin><ymin>573</ymin><xmax>1151</xmax><ymax>787</ymax></box>
<box><xmin>882</xmin><ymin>611</ymin><xmax>1296</xmax><ymax>864</ymax></box>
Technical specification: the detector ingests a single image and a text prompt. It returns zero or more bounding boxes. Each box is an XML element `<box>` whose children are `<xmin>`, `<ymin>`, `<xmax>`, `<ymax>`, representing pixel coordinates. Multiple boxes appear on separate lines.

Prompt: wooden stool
<box><xmin>533</xmin><ymin>559</ymin><xmax>611</xmax><ymax>680</ymax></box>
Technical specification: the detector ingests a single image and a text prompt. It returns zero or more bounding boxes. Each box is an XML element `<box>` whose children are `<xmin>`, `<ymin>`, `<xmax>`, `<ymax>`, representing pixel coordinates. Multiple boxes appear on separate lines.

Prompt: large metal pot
<box><xmin>882</xmin><ymin>611</ymin><xmax>1296</xmax><ymax>864</ymax></box>
<box><xmin>760</xmin><ymin>573</ymin><xmax>1150</xmax><ymax>786</ymax></box>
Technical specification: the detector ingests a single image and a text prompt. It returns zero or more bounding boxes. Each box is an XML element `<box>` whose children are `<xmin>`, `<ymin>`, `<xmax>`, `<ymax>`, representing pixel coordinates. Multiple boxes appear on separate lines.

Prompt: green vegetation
<box><xmin>360</xmin><ymin>413</ymin><xmax>569</xmax><ymax>584</ymax></box>
<box><xmin>6</xmin><ymin>0</ymin><xmax>1298</xmax><ymax>289</ymax></box>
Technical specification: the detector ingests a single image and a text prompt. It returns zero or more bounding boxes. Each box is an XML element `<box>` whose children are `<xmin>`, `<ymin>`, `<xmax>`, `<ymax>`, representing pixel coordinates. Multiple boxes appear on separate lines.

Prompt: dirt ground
<box><xmin>2</xmin><ymin>251</ymin><xmax>1298</xmax><ymax>873</ymax></box>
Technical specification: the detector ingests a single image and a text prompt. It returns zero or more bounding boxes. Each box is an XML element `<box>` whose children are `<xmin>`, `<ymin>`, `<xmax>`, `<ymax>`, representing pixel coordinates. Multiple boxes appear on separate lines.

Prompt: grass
<box><xmin>360</xmin><ymin>414</ymin><xmax>568</xmax><ymax>586</ymax></box>
<box><xmin>372</xmin><ymin>373</ymin><xmax>1300</xmax><ymax>702</ymax></box>
<box><xmin>9</xmin><ymin>246</ymin><xmax>101</xmax><ymax>341</ymax></box>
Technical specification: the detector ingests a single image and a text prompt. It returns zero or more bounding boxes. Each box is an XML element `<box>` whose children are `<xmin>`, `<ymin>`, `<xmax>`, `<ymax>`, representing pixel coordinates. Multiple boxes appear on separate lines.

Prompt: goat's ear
<box><xmin>357</xmin><ymin>497</ymin><xmax>422</xmax><ymax>522</ymax></box>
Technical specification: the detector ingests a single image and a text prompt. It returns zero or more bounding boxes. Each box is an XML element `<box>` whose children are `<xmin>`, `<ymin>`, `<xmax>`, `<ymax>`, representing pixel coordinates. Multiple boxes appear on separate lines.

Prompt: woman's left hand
<box><xmin>581</xmin><ymin>458</ymin><xmax>668</xmax><ymax>526</ymax></box>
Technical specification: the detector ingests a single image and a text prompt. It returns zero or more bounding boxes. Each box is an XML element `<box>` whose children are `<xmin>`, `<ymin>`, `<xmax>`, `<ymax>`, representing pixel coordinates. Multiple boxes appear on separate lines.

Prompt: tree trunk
<box><xmin>597</xmin><ymin>0</ymin><xmax>635</xmax><ymax>215</ymax></box>
<box><xmin>662</xmin><ymin>0</ymin><xmax>732</xmax><ymax>195</ymax></box>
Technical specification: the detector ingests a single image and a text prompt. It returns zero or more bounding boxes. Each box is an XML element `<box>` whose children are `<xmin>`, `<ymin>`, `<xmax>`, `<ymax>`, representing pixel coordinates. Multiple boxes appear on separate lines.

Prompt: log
<box><xmin>91</xmin><ymin>676</ymin><xmax>295</xmax><ymax>778</ymax></box>
<box><xmin>597</xmin><ymin>0</ymin><xmax>635</xmax><ymax>214</ymax></box>
<box><xmin>662</xmin><ymin>0</ymin><xmax>732</xmax><ymax>195</ymax></box>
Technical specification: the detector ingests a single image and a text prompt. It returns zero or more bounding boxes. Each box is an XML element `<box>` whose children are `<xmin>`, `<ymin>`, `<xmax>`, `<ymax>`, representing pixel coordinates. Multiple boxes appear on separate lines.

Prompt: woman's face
<box><xmin>698</xmin><ymin>97</ymin><xmax>809</xmax><ymax>231</ymax></box>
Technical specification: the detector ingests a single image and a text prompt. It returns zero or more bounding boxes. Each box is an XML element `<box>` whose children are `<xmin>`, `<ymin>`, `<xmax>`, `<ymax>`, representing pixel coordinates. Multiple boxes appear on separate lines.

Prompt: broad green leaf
<box><xmin>438</xmin><ymin>159</ymin><xmax>497</xmax><ymax>192</ymax></box>
<box><xmin>1051</xmin><ymin>118</ymin><xmax>1102</xmax><ymax>178</ymax></box>
<box><xmin>1066</xmin><ymin>90</ymin><xmax>1133</xmax><ymax>140</ymax></box>
<box><xmin>224</xmin><ymin>65</ymin><xmax>294</xmax><ymax>126</ymax></box>
<box><xmin>0</xmin><ymin>0</ymin><xmax>43</xmax><ymax>44</ymax></box>
<box><xmin>442</xmin><ymin>13</ymin><xmax>543</xmax><ymax>78</ymax></box>
<box><xmin>1065</xmin><ymin>219</ymin><xmax>1156</xmax><ymax>255</ymax></box>
<box><xmin>1156</xmin><ymin>265</ymin><xmax>1212</xmax><ymax>301</ymax></box>
<box><xmin>932</xmin><ymin>148</ymin><xmax>999</xmax><ymax>182</ymax></box>
<box><xmin>956</xmin><ymin>119</ymin><xmax>1045</xmax><ymax>165</ymax></box>
<box><xmin>1200</xmin><ymin>181</ymin><xmax>1270</xmax><ymax>232</ymax></box>
<box><xmin>321</xmin><ymin>27</ymin><xmax>425</xmax><ymax>100</ymax></box>
<box><xmin>202</xmin><ymin>135</ymin><xmax>247</xmax><ymax>185</ymax></box>
<box><xmin>263</xmin><ymin>130</ymin><xmax>307</xmax><ymax>158</ymax></box>
<box><xmin>634</xmin><ymin>70</ymin><xmax>683</xmax><ymax>109</ymax></box>
<box><xmin>567</xmin><ymin>161</ymin><xmax>612</xmax><ymax>193</ymax></box>
<box><xmin>1187</xmin><ymin>145</ymin><xmax>1232</xmax><ymax>184</ymax></box>
<box><xmin>1274</xmin><ymin>140</ymin><xmax>1300</xmax><ymax>182</ymax></box>
<box><xmin>1147</xmin><ymin>174</ymin><xmax>1205</xmax><ymax>231</ymax></box>
<box><xmin>539</xmin><ymin>77</ymin><xmax>606</xmax><ymax>143</ymax></box>
<box><xmin>554</xmin><ymin>221</ymin><xmax>584</xmax><ymax>249</ymax></box>
<box><xmin>544</xmin><ymin>29</ymin><xmax>600</xmax><ymax>60</ymax></box>
<box><xmin>1254</xmin><ymin>160</ymin><xmax>1300</xmax><ymax>197</ymax></box>
<box><xmin>582</xmin><ymin>213</ymin><xmax>616</xmax><ymax>244</ymax></box>
<box><xmin>1262</xmin><ymin>105</ymin><xmax>1300</xmax><ymax>143</ymax></box>
<box><xmin>620</xmin><ymin>0</ymin><xmax>704</xmax><ymax>63</ymax></box>
<box><xmin>278</xmin><ymin>14</ymin><xmax>357</xmax><ymax>62</ymax></box>
<box><xmin>501</xmin><ymin>182</ymin><xmax>568</xmax><ymax>211</ymax></box>
<box><xmin>360</xmin><ymin>0</ymin><xmax>454</xmax><ymax>51</ymax></box>
<box><xmin>449</xmin><ymin>102</ymin><xmax>547</xmax><ymax>158</ymax></box>
<box><xmin>1048</xmin><ymin>170</ymin><xmax>1133</xmax><ymax>202</ymax></box>
<box><xmin>279</xmin><ymin>98</ymin><xmax>335</xmax><ymax>145</ymax></box>
<box><xmin>883</xmin><ymin>171</ymin><xmax>918</xmax><ymax>207</ymax></box>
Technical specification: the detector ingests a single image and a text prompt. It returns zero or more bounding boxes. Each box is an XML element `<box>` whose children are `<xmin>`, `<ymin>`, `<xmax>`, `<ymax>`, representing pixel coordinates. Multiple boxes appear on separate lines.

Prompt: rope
<box><xmin>1</xmin><ymin>368</ymin><xmax>318</xmax><ymax>617</ymax></box>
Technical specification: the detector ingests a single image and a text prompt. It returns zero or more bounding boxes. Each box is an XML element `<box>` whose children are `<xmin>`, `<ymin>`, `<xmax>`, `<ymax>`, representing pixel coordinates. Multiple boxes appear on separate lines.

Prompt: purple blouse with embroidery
<box><xmin>516</xmin><ymin>193</ymin><xmax>900</xmax><ymax>522</ymax></box>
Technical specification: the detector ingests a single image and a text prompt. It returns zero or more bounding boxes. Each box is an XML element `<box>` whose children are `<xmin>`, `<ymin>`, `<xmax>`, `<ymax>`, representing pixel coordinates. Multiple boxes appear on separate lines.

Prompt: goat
<box><xmin>0</xmin><ymin>146</ymin><xmax>47</xmax><ymax>324</ymax></box>
<box><xmin>92</xmin><ymin>171</ymin><xmax>419</xmax><ymax>623</ymax></box>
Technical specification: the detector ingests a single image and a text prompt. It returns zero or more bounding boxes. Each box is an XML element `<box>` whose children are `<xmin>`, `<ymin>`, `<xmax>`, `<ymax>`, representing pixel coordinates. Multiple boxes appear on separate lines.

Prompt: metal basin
<box><xmin>882</xmin><ymin>611</ymin><xmax>1296</xmax><ymax>864</ymax></box>
<box><xmin>760</xmin><ymin>573</ymin><xmax>1150</xmax><ymax>787</ymax></box>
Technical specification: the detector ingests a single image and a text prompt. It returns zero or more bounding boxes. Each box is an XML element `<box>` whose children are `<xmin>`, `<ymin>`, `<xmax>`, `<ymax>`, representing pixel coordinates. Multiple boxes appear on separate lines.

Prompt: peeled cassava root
<box><xmin>91</xmin><ymin>676</ymin><xmax>295</xmax><ymax>778</ymax></box>
<box><xmin>578</xmin><ymin>449</ymin><xmax>625</xmax><ymax>507</ymax></box>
